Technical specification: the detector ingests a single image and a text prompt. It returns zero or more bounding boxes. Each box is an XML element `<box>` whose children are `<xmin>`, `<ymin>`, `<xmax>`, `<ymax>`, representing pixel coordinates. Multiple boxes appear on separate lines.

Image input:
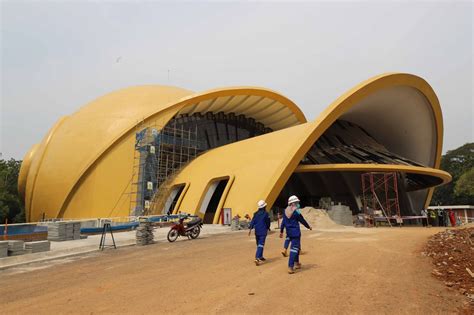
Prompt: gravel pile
<box><xmin>136</xmin><ymin>222</ymin><xmax>154</xmax><ymax>246</ymax></box>
<box><xmin>423</xmin><ymin>226</ymin><xmax>474</xmax><ymax>311</ymax></box>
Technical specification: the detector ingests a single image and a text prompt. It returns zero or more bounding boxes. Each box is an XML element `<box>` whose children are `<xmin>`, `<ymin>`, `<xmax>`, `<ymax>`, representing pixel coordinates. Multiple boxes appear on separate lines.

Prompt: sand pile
<box><xmin>299</xmin><ymin>207</ymin><xmax>343</xmax><ymax>229</ymax></box>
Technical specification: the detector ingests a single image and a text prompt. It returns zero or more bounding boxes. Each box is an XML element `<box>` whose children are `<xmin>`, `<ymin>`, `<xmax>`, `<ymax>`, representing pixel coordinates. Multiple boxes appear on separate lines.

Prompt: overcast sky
<box><xmin>1</xmin><ymin>1</ymin><xmax>472</xmax><ymax>159</ymax></box>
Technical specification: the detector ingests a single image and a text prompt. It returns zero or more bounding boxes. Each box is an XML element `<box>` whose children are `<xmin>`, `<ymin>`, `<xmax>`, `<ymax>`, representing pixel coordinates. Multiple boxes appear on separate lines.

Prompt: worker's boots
<box><xmin>288</xmin><ymin>267</ymin><xmax>295</xmax><ymax>274</ymax></box>
<box><xmin>281</xmin><ymin>249</ymin><xmax>288</xmax><ymax>257</ymax></box>
<box><xmin>295</xmin><ymin>262</ymin><xmax>302</xmax><ymax>269</ymax></box>
<box><xmin>254</xmin><ymin>259</ymin><xmax>261</xmax><ymax>266</ymax></box>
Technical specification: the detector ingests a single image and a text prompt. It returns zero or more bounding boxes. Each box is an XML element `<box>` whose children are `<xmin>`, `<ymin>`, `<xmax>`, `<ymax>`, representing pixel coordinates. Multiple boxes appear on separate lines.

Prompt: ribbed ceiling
<box><xmin>177</xmin><ymin>94</ymin><xmax>301</xmax><ymax>130</ymax></box>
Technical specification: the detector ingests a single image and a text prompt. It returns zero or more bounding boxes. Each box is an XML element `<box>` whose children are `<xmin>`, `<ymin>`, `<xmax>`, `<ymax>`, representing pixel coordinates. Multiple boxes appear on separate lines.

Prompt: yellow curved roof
<box><xmin>267</xmin><ymin>73</ymin><xmax>443</xmax><ymax>212</ymax></box>
<box><xmin>21</xmin><ymin>73</ymin><xmax>446</xmax><ymax>221</ymax></box>
<box><xmin>168</xmin><ymin>73</ymin><xmax>445</xmax><ymax>222</ymax></box>
<box><xmin>295</xmin><ymin>164</ymin><xmax>451</xmax><ymax>186</ymax></box>
<box><xmin>263</xmin><ymin>73</ymin><xmax>444</xmax><ymax>210</ymax></box>
<box><xmin>18</xmin><ymin>143</ymin><xmax>39</xmax><ymax>199</ymax></box>
<box><xmin>22</xmin><ymin>85</ymin><xmax>307</xmax><ymax>221</ymax></box>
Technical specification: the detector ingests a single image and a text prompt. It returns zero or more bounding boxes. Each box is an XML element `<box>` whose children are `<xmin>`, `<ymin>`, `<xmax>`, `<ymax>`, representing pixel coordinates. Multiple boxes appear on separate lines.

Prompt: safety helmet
<box><xmin>288</xmin><ymin>195</ymin><xmax>300</xmax><ymax>205</ymax></box>
<box><xmin>257</xmin><ymin>200</ymin><xmax>267</xmax><ymax>209</ymax></box>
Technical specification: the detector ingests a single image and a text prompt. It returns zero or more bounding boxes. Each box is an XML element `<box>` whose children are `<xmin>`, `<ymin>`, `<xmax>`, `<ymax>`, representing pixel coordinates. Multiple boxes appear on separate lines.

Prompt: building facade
<box><xmin>19</xmin><ymin>73</ymin><xmax>451</xmax><ymax>223</ymax></box>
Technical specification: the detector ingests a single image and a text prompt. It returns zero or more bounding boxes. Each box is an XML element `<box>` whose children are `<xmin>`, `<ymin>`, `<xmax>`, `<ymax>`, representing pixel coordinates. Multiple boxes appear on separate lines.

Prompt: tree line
<box><xmin>431</xmin><ymin>143</ymin><xmax>474</xmax><ymax>206</ymax></box>
<box><xmin>0</xmin><ymin>159</ymin><xmax>25</xmax><ymax>223</ymax></box>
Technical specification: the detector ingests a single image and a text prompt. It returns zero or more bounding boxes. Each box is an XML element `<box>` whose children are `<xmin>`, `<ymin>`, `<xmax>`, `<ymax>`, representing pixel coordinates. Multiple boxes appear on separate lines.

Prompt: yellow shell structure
<box><xmin>19</xmin><ymin>73</ymin><xmax>450</xmax><ymax>223</ymax></box>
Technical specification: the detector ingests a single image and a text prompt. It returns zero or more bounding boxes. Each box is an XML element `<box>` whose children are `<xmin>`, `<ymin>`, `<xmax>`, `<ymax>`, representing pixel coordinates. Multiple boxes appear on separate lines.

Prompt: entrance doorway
<box><xmin>199</xmin><ymin>178</ymin><xmax>230</xmax><ymax>224</ymax></box>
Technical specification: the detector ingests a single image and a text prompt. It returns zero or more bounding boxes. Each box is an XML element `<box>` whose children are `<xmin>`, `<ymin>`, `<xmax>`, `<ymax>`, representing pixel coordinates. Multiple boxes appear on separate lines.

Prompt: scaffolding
<box><xmin>129</xmin><ymin>122</ymin><xmax>199</xmax><ymax>216</ymax></box>
<box><xmin>361</xmin><ymin>172</ymin><xmax>401</xmax><ymax>227</ymax></box>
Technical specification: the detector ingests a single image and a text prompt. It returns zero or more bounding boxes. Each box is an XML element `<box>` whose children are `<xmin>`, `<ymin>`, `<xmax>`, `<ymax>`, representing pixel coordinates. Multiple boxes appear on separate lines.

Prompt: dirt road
<box><xmin>0</xmin><ymin>227</ymin><xmax>464</xmax><ymax>314</ymax></box>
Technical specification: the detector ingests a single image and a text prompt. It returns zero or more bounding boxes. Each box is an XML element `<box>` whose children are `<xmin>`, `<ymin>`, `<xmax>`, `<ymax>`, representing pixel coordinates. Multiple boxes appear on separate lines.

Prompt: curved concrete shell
<box><xmin>19</xmin><ymin>73</ymin><xmax>450</xmax><ymax>222</ymax></box>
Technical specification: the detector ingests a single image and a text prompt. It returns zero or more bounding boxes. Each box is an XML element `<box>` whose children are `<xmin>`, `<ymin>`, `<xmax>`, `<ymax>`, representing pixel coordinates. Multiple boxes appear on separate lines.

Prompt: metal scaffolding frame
<box><xmin>361</xmin><ymin>172</ymin><xmax>401</xmax><ymax>227</ymax></box>
<box><xmin>129</xmin><ymin>121</ymin><xmax>199</xmax><ymax>216</ymax></box>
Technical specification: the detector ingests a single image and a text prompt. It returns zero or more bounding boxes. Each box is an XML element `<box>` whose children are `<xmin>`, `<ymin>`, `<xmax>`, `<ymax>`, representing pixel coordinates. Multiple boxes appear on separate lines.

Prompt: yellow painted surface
<box><xmin>17</xmin><ymin>143</ymin><xmax>39</xmax><ymax>199</ymax></box>
<box><xmin>295</xmin><ymin>164</ymin><xmax>451</xmax><ymax>187</ymax></box>
<box><xmin>26</xmin><ymin>87</ymin><xmax>191</xmax><ymax>221</ymax></box>
<box><xmin>172</xmin><ymin>123</ymin><xmax>316</xmax><ymax>220</ymax></box>
<box><xmin>22</xmin><ymin>85</ymin><xmax>307</xmax><ymax>221</ymax></box>
<box><xmin>261</xmin><ymin>73</ymin><xmax>445</xmax><ymax>210</ymax></box>
<box><xmin>170</xmin><ymin>73</ymin><xmax>446</xmax><ymax>219</ymax></box>
<box><xmin>24</xmin><ymin>116</ymin><xmax>68</xmax><ymax>221</ymax></box>
<box><xmin>20</xmin><ymin>73</ymin><xmax>447</xmax><ymax>221</ymax></box>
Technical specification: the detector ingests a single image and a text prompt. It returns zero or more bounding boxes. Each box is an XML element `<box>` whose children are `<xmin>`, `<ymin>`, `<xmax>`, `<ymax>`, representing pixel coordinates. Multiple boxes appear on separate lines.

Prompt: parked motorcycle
<box><xmin>167</xmin><ymin>215</ymin><xmax>203</xmax><ymax>242</ymax></box>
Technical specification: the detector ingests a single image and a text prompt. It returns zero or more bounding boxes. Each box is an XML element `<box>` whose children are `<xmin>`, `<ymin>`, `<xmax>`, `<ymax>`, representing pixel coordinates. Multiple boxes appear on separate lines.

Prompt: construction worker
<box><xmin>248</xmin><ymin>200</ymin><xmax>271</xmax><ymax>266</ymax></box>
<box><xmin>421</xmin><ymin>208</ymin><xmax>428</xmax><ymax>227</ymax></box>
<box><xmin>280</xmin><ymin>195</ymin><xmax>312</xmax><ymax>274</ymax></box>
<box><xmin>281</xmin><ymin>207</ymin><xmax>304</xmax><ymax>257</ymax></box>
<box><xmin>429</xmin><ymin>208</ymin><xmax>437</xmax><ymax>226</ymax></box>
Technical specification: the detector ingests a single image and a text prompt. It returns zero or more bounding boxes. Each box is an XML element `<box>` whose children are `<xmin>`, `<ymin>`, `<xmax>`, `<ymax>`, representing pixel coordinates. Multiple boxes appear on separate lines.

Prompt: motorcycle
<box><xmin>167</xmin><ymin>215</ymin><xmax>203</xmax><ymax>242</ymax></box>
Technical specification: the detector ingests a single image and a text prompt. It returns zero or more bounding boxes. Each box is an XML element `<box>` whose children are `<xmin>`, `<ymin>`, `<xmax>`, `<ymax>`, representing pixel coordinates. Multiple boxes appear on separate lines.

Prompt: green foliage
<box><xmin>0</xmin><ymin>159</ymin><xmax>25</xmax><ymax>223</ymax></box>
<box><xmin>454</xmin><ymin>167</ymin><xmax>474</xmax><ymax>197</ymax></box>
<box><xmin>431</xmin><ymin>143</ymin><xmax>474</xmax><ymax>205</ymax></box>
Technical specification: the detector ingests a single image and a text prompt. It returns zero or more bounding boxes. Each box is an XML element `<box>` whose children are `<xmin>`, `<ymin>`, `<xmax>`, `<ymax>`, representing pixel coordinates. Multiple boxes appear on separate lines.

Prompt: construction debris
<box><xmin>25</xmin><ymin>240</ymin><xmax>51</xmax><ymax>253</ymax></box>
<box><xmin>8</xmin><ymin>240</ymin><xmax>26</xmax><ymax>256</ymax></box>
<box><xmin>424</xmin><ymin>227</ymin><xmax>474</xmax><ymax>310</ymax></box>
<box><xmin>136</xmin><ymin>221</ymin><xmax>154</xmax><ymax>246</ymax></box>
<box><xmin>231</xmin><ymin>215</ymin><xmax>250</xmax><ymax>231</ymax></box>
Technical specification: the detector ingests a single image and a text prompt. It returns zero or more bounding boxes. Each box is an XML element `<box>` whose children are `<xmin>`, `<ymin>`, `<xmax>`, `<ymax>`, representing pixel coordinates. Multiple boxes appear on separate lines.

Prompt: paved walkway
<box><xmin>0</xmin><ymin>224</ymin><xmax>233</xmax><ymax>270</ymax></box>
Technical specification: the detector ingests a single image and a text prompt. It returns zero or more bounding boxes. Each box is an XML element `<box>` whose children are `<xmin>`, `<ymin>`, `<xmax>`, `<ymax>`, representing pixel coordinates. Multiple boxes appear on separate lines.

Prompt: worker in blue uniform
<box><xmin>281</xmin><ymin>207</ymin><xmax>305</xmax><ymax>257</ymax></box>
<box><xmin>248</xmin><ymin>199</ymin><xmax>271</xmax><ymax>266</ymax></box>
<box><xmin>280</xmin><ymin>195</ymin><xmax>312</xmax><ymax>274</ymax></box>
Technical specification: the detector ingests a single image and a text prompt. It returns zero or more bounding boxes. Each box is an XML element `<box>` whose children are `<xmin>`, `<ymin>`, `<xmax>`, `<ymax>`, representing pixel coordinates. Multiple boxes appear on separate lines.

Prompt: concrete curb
<box><xmin>0</xmin><ymin>242</ymin><xmax>136</xmax><ymax>271</ymax></box>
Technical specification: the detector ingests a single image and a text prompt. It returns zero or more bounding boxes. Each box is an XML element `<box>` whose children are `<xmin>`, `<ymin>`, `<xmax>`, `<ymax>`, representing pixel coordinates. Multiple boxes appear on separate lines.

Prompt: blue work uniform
<box><xmin>283</xmin><ymin>209</ymin><xmax>301</xmax><ymax>249</ymax></box>
<box><xmin>280</xmin><ymin>211</ymin><xmax>311</xmax><ymax>268</ymax></box>
<box><xmin>249</xmin><ymin>208</ymin><xmax>271</xmax><ymax>259</ymax></box>
<box><xmin>283</xmin><ymin>235</ymin><xmax>290</xmax><ymax>249</ymax></box>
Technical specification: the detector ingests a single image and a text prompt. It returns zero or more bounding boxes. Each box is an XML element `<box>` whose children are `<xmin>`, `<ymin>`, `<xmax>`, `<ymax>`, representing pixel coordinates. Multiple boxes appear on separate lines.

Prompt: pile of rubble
<box><xmin>136</xmin><ymin>221</ymin><xmax>154</xmax><ymax>246</ymax></box>
<box><xmin>423</xmin><ymin>227</ymin><xmax>474</xmax><ymax>310</ymax></box>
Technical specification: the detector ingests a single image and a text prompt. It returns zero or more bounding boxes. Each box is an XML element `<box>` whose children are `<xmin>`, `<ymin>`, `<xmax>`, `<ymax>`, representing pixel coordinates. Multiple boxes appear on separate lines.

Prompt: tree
<box><xmin>0</xmin><ymin>159</ymin><xmax>25</xmax><ymax>223</ymax></box>
<box><xmin>455</xmin><ymin>167</ymin><xmax>474</xmax><ymax>198</ymax></box>
<box><xmin>431</xmin><ymin>143</ymin><xmax>474</xmax><ymax>205</ymax></box>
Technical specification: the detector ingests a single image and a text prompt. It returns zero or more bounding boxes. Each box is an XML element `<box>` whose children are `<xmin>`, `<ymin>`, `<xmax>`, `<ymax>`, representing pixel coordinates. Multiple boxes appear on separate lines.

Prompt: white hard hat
<box><xmin>288</xmin><ymin>195</ymin><xmax>300</xmax><ymax>205</ymax></box>
<box><xmin>257</xmin><ymin>200</ymin><xmax>267</xmax><ymax>209</ymax></box>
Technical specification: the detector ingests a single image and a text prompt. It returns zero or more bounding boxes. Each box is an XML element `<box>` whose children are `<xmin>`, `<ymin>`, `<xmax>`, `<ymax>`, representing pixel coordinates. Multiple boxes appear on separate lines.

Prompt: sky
<box><xmin>0</xmin><ymin>1</ymin><xmax>472</xmax><ymax>159</ymax></box>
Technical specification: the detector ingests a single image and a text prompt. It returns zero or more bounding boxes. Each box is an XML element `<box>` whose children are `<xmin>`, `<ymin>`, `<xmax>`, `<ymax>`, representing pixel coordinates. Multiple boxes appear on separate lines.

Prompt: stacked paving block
<box><xmin>47</xmin><ymin>221</ymin><xmax>82</xmax><ymax>241</ymax></box>
<box><xmin>47</xmin><ymin>222</ymin><xmax>68</xmax><ymax>241</ymax></box>
<box><xmin>8</xmin><ymin>240</ymin><xmax>26</xmax><ymax>256</ymax></box>
<box><xmin>73</xmin><ymin>222</ymin><xmax>81</xmax><ymax>240</ymax></box>
<box><xmin>328</xmin><ymin>204</ymin><xmax>353</xmax><ymax>226</ymax></box>
<box><xmin>24</xmin><ymin>240</ymin><xmax>51</xmax><ymax>253</ymax></box>
<box><xmin>136</xmin><ymin>221</ymin><xmax>154</xmax><ymax>246</ymax></box>
<box><xmin>0</xmin><ymin>241</ymin><xmax>8</xmax><ymax>258</ymax></box>
<box><xmin>66</xmin><ymin>223</ymin><xmax>74</xmax><ymax>240</ymax></box>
